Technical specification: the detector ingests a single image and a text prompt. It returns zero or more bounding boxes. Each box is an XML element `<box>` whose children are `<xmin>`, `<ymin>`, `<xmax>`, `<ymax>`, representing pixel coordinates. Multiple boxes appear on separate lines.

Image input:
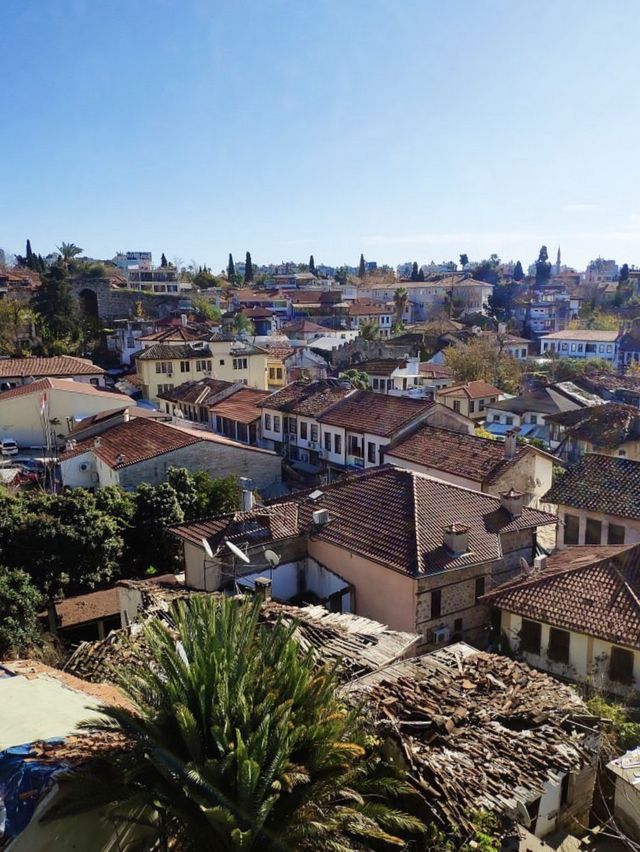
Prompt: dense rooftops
<box><xmin>546</xmin><ymin>402</ymin><xmax>640</xmax><ymax>448</ymax></box>
<box><xmin>260</xmin><ymin>380</ymin><xmax>353</xmax><ymax>417</ymax></box>
<box><xmin>317</xmin><ymin>390</ymin><xmax>435</xmax><ymax>437</ymax></box>
<box><xmin>0</xmin><ymin>356</ymin><xmax>105</xmax><ymax>378</ymax></box>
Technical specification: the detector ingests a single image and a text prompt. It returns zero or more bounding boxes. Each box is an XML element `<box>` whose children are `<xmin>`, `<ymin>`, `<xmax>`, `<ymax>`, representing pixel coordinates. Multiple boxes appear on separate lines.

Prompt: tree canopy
<box><xmin>245</xmin><ymin>251</ymin><xmax>254</xmax><ymax>283</ymax></box>
<box><xmin>358</xmin><ymin>253</ymin><xmax>366</xmax><ymax>278</ymax></box>
<box><xmin>534</xmin><ymin>246</ymin><xmax>551</xmax><ymax>286</ymax></box>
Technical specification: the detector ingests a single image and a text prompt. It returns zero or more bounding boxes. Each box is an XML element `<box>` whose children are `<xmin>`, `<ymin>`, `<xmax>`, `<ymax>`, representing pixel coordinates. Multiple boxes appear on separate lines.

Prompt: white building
<box><xmin>539</xmin><ymin>329</ymin><xmax>618</xmax><ymax>363</ymax></box>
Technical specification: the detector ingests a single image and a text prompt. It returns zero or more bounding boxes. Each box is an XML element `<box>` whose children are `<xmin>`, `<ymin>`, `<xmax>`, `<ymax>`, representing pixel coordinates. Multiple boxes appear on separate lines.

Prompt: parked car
<box><xmin>0</xmin><ymin>439</ymin><xmax>19</xmax><ymax>456</ymax></box>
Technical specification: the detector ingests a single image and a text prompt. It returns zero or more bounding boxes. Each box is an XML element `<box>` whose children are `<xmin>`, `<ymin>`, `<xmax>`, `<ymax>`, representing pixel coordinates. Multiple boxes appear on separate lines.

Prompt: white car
<box><xmin>0</xmin><ymin>438</ymin><xmax>19</xmax><ymax>456</ymax></box>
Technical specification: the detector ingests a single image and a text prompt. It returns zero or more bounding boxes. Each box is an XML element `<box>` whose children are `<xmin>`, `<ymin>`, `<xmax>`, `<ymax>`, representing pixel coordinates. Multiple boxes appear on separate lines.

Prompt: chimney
<box><xmin>93</xmin><ymin>436</ymin><xmax>102</xmax><ymax>448</ymax></box>
<box><xmin>312</xmin><ymin>508</ymin><xmax>330</xmax><ymax>527</ymax></box>
<box><xmin>123</xmin><ymin>408</ymin><xmax>131</xmax><ymax>423</ymax></box>
<box><xmin>238</xmin><ymin>477</ymin><xmax>255</xmax><ymax>512</ymax></box>
<box><xmin>442</xmin><ymin>523</ymin><xmax>470</xmax><ymax>555</ymax></box>
<box><xmin>500</xmin><ymin>488</ymin><xmax>525</xmax><ymax>518</ymax></box>
<box><xmin>254</xmin><ymin>576</ymin><xmax>272</xmax><ymax>601</ymax></box>
<box><xmin>181</xmin><ymin>313</ymin><xmax>188</xmax><ymax>327</ymax></box>
<box><xmin>504</xmin><ymin>428</ymin><xmax>519</xmax><ymax>459</ymax></box>
<box><xmin>533</xmin><ymin>555</ymin><xmax>547</xmax><ymax>572</ymax></box>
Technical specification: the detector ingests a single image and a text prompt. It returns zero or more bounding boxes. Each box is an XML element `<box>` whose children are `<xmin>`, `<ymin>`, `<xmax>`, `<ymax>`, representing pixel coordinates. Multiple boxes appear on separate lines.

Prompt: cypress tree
<box><xmin>410</xmin><ymin>261</ymin><xmax>419</xmax><ymax>281</ymax></box>
<box><xmin>358</xmin><ymin>254</ymin><xmax>366</xmax><ymax>278</ymax></box>
<box><xmin>245</xmin><ymin>252</ymin><xmax>254</xmax><ymax>283</ymax></box>
<box><xmin>227</xmin><ymin>254</ymin><xmax>235</xmax><ymax>281</ymax></box>
<box><xmin>26</xmin><ymin>239</ymin><xmax>34</xmax><ymax>270</ymax></box>
<box><xmin>513</xmin><ymin>260</ymin><xmax>524</xmax><ymax>282</ymax></box>
<box><xmin>417</xmin><ymin>268</ymin><xmax>425</xmax><ymax>281</ymax></box>
<box><xmin>32</xmin><ymin>262</ymin><xmax>79</xmax><ymax>340</ymax></box>
<box><xmin>160</xmin><ymin>253</ymin><xmax>167</xmax><ymax>268</ymax></box>
<box><xmin>309</xmin><ymin>255</ymin><xmax>316</xmax><ymax>275</ymax></box>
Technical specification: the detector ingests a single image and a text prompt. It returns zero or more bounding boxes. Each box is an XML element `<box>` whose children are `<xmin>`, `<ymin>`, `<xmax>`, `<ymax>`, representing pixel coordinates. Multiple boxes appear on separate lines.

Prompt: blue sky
<box><xmin>2</xmin><ymin>0</ymin><xmax>640</xmax><ymax>271</ymax></box>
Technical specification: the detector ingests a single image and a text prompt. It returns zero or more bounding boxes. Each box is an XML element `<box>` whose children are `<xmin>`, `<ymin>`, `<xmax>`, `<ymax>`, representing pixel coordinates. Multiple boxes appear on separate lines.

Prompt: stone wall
<box><xmin>315</xmin><ymin>337</ymin><xmax>424</xmax><ymax>372</ymax></box>
<box><xmin>71</xmin><ymin>278</ymin><xmax>185</xmax><ymax>321</ymax></box>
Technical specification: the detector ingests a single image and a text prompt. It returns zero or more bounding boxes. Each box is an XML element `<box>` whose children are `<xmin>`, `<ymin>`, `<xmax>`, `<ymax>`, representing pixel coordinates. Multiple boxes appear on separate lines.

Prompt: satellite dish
<box><xmin>519</xmin><ymin>557</ymin><xmax>531</xmax><ymax>573</ymax></box>
<box><xmin>225</xmin><ymin>539</ymin><xmax>250</xmax><ymax>564</ymax></box>
<box><xmin>201</xmin><ymin>537</ymin><xmax>214</xmax><ymax>559</ymax></box>
<box><xmin>264</xmin><ymin>549</ymin><xmax>280</xmax><ymax>567</ymax></box>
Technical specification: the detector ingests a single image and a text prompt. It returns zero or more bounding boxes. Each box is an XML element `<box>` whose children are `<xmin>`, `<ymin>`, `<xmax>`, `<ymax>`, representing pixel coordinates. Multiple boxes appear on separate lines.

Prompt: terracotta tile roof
<box><xmin>282</xmin><ymin>319</ymin><xmax>329</xmax><ymax>334</ymax></box>
<box><xmin>241</xmin><ymin>307</ymin><xmax>274</xmax><ymax>318</ymax></box>
<box><xmin>546</xmin><ymin>402</ymin><xmax>640</xmax><ymax>448</ymax></box>
<box><xmin>318</xmin><ymin>391</ymin><xmax>435</xmax><ymax>437</ymax></box>
<box><xmin>138</xmin><ymin>326</ymin><xmax>206</xmax><ymax>344</ymax></box>
<box><xmin>49</xmin><ymin>588</ymin><xmax>120</xmax><ymax>629</ymax></box>
<box><xmin>0</xmin><ymin>356</ymin><xmax>105</xmax><ymax>378</ymax></box>
<box><xmin>386</xmin><ymin>425</ymin><xmax>535</xmax><ymax>484</ymax></box>
<box><xmin>135</xmin><ymin>343</ymin><xmax>213</xmax><ymax>361</ymax></box>
<box><xmin>281</xmin><ymin>466</ymin><xmax>555</xmax><ymax>577</ymax></box>
<box><xmin>0</xmin><ymin>377</ymin><xmax>125</xmax><ymax>403</ymax></box>
<box><xmin>483</xmin><ymin>544</ymin><xmax>640</xmax><ymax>649</ymax></box>
<box><xmin>418</xmin><ymin>363</ymin><xmax>454</xmax><ymax>379</ymax></box>
<box><xmin>355</xmin><ymin>358</ymin><xmax>407</xmax><ymax>376</ymax></box>
<box><xmin>208</xmin><ymin>387</ymin><xmax>270</xmax><ymax>423</ymax></box>
<box><xmin>157</xmin><ymin>378</ymin><xmax>235</xmax><ymax>406</ymax></box>
<box><xmin>260</xmin><ymin>380</ymin><xmax>353</xmax><ymax>417</ymax></box>
<box><xmin>171</xmin><ymin>503</ymin><xmax>300</xmax><ymax>553</ymax></box>
<box><xmin>61</xmin><ymin>418</ymin><xmax>275</xmax><ymax>469</ymax></box>
<box><xmin>347</xmin><ymin>301</ymin><xmax>391</xmax><ymax>317</ymax></box>
<box><xmin>541</xmin><ymin>330</ymin><xmax>619</xmax><ymax>341</ymax></box>
<box><xmin>543</xmin><ymin>454</ymin><xmax>640</xmax><ymax>519</ymax></box>
<box><xmin>437</xmin><ymin>380</ymin><xmax>501</xmax><ymax>400</ymax></box>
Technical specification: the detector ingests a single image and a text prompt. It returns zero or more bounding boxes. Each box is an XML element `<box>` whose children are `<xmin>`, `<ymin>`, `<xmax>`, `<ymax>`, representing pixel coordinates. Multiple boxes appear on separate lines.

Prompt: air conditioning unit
<box><xmin>318</xmin><ymin>448</ymin><xmax>328</xmax><ymax>459</ymax></box>
<box><xmin>431</xmin><ymin>626</ymin><xmax>450</xmax><ymax>645</ymax></box>
<box><xmin>79</xmin><ymin>462</ymin><xmax>90</xmax><ymax>472</ymax></box>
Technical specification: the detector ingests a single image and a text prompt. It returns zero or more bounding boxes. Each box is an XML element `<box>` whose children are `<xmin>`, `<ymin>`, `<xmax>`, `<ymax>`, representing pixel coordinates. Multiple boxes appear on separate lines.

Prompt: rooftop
<box><xmin>543</xmin><ymin>453</ymin><xmax>640</xmax><ymax>520</ymax></box>
<box><xmin>546</xmin><ymin>402</ymin><xmax>640</xmax><ymax>448</ymax></box>
<box><xmin>61</xmin><ymin>417</ymin><xmax>274</xmax><ymax>469</ymax></box>
<box><xmin>437</xmin><ymin>380</ymin><xmax>501</xmax><ymax>400</ymax></box>
<box><xmin>138</xmin><ymin>326</ymin><xmax>206</xmax><ymax>344</ymax></box>
<box><xmin>540</xmin><ymin>329</ymin><xmax>619</xmax><ymax>341</ymax></box>
<box><xmin>386</xmin><ymin>424</ymin><xmax>536</xmax><ymax>484</ymax></box>
<box><xmin>483</xmin><ymin>544</ymin><xmax>640</xmax><ymax>650</ymax></box>
<box><xmin>45</xmin><ymin>587</ymin><xmax>120</xmax><ymax>629</ymax></box>
<box><xmin>135</xmin><ymin>343</ymin><xmax>213</xmax><ymax>361</ymax></box>
<box><xmin>354</xmin><ymin>358</ymin><xmax>408</xmax><ymax>376</ymax></box>
<box><xmin>208</xmin><ymin>387</ymin><xmax>270</xmax><ymax>423</ymax></box>
<box><xmin>156</xmin><ymin>377</ymin><xmax>236</xmax><ymax>406</ymax></box>
<box><xmin>346</xmin><ymin>643</ymin><xmax>595</xmax><ymax>834</ymax></box>
<box><xmin>260</xmin><ymin>379</ymin><xmax>353</xmax><ymax>417</ymax></box>
<box><xmin>317</xmin><ymin>390</ymin><xmax>435</xmax><ymax>437</ymax></box>
<box><xmin>0</xmin><ymin>356</ymin><xmax>105</xmax><ymax>379</ymax></box>
<box><xmin>0</xmin><ymin>377</ymin><xmax>126</xmax><ymax>403</ymax></box>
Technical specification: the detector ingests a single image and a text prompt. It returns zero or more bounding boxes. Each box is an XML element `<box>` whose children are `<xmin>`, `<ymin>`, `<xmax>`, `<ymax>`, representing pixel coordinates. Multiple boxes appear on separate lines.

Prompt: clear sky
<box><xmin>2</xmin><ymin>0</ymin><xmax>640</xmax><ymax>272</ymax></box>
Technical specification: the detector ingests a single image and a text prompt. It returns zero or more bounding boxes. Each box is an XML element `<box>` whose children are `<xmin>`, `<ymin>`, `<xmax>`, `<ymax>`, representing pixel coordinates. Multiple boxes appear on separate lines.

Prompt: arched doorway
<box><xmin>78</xmin><ymin>288</ymin><xmax>99</xmax><ymax>319</ymax></box>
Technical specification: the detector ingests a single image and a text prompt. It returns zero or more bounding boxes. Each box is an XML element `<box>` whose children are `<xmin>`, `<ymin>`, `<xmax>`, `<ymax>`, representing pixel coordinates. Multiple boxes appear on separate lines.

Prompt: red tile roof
<box><xmin>286</xmin><ymin>466</ymin><xmax>555</xmax><ymax>577</ymax></box>
<box><xmin>543</xmin><ymin>454</ymin><xmax>640</xmax><ymax>520</ymax></box>
<box><xmin>157</xmin><ymin>378</ymin><xmax>236</xmax><ymax>406</ymax></box>
<box><xmin>260</xmin><ymin>380</ymin><xmax>353</xmax><ymax>417</ymax></box>
<box><xmin>546</xmin><ymin>402</ymin><xmax>640</xmax><ymax>449</ymax></box>
<box><xmin>0</xmin><ymin>356</ymin><xmax>105</xmax><ymax>379</ymax></box>
<box><xmin>348</xmin><ymin>300</ymin><xmax>391</xmax><ymax>317</ymax></box>
<box><xmin>208</xmin><ymin>387</ymin><xmax>270</xmax><ymax>424</ymax></box>
<box><xmin>483</xmin><ymin>544</ymin><xmax>640</xmax><ymax>649</ymax></box>
<box><xmin>49</xmin><ymin>588</ymin><xmax>120</xmax><ymax>628</ymax></box>
<box><xmin>0</xmin><ymin>377</ymin><xmax>125</xmax><ymax>403</ymax></box>
<box><xmin>61</xmin><ymin>418</ymin><xmax>273</xmax><ymax>469</ymax></box>
<box><xmin>356</xmin><ymin>358</ymin><xmax>407</xmax><ymax>376</ymax></box>
<box><xmin>437</xmin><ymin>380</ymin><xmax>501</xmax><ymax>400</ymax></box>
<box><xmin>318</xmin><ymin>391</ymin><xmax>434</xmax><ymax>437</ymax></box>
<box><xmin>386</xmin><ymin>425</ymin><xmax>535</xmax><ymax>484</ymax></box>
<box><xmin>172</xmin><ymin>503</ymin><xmax>299</xmax><ymax>553</ymax></box>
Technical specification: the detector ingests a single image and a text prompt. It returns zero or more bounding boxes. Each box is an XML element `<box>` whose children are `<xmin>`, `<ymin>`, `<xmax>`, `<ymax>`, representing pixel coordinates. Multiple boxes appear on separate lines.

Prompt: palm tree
<box><xmin>393</xmin><ymin>288</ymin><xmax>408</xmax><ymax>329</ymax></box>
<box><xmin>44</xmin><ymin>596</ymin><xmax>422</xmax><ymax>851</ymax></box>
<box><xmin>57</xmin><ymin>242</ymin><xmax>84</xmax><ymax>264</ymax></box>
<box><xmin>359</xmin><ymin>319</ymin><xmax>378</xmax><ymax>341</ymax></box>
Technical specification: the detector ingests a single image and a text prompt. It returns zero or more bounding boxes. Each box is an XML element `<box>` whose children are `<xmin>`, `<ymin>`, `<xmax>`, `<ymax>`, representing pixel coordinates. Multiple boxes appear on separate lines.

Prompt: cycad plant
<box><xmin>45</xmin><ymin>596</ymin><xmax>422</xmax><ymax>851</ymax></box>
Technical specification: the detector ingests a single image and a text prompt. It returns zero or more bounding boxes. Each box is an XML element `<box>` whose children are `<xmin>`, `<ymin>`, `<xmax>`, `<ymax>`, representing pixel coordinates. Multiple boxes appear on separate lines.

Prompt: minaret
<box><xmin>556</xmin><ymin>246</ymin><xmax>561</xmax><ymax>275</ymax></box>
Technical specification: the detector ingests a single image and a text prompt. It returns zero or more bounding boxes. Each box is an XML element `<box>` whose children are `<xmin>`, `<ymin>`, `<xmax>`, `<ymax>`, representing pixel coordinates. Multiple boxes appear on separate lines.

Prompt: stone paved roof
<box><xmin>259</xmin><ymin>380</ymin><xmax>353</xmax><ymax>417</ymax></box>
<box><xmin>543</xmin><ymin>454</ymin><xmax>640</xmax><ymax>520</ymax></box>
<box><xmin>483</xmin><ymin>544</ymin><xmax>640</xmax><ymax>649</ymax></box>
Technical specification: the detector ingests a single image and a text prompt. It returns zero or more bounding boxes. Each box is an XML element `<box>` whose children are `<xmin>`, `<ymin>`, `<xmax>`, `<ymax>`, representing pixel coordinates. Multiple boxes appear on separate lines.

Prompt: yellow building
<box><xmin>135</xmin><ymin>340</ymin><xmax>269</xmax><ymax>402</ymax></box>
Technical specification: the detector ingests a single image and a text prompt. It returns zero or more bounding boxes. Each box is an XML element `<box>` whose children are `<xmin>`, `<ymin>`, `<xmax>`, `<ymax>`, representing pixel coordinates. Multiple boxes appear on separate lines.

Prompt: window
<box><xmin>372</xmin><ymin>378</ymin><xmax>379</xmax><ymax>390</ymax></box>
<box><xmin>237</xmin><ymin>423</ymin><xmax>248</xmax><ymax>443</ymax></box>
<box><xmin>599</xmin><ymin>344</ymin><xmax>604</xmax><ymax>353</ymax></box>
<box><xmin>453</xmin><ymin>618</ymin><xmax>463</xmax><ymax>632</ymax></box>
<box><xmin>453</xmin><ymin>400</ymin><xmax>461</xmax><ymax>413</ymax></box>
<box><xmin>608</xmin><ymin>523</ymin><xmax>626</xmax><ymax>545</ymax></box>
<box><xmin>571</xmin><ymin>343</ymin><xmax>576</xmax><ymax>352</ymax></box>
<box><xmin>155</xmin><ymin>361</ymin><xmax>172</xmax><ymax>374</ymax></box>
<box><xmin>233</xmin><ymin>357</ymin><xmax>248</xmax><ymax>370</ymax></box>
<box><xmin>548</xmin><ymin>627</ymin><xmax>570</xmax><ymax>664</ymax></box>
<box><xmin>607</xmin><ymin>344</ymin><xmax>613</xmax><ymax>353</ymax></box>
<box><xmin>286</xmin><ymin>417</ymin><xmax>297</xmax><ymax>435</ymax></box>
<box><xmin>564</xmin><ymin>513</ymin><xmax>579</xmax><ymax>545</ymax></box>
<box><xmin>585</xmin><ymin>517</ymin><xmax>602</xmax><ymax>545</ymax></box>
<box><xmin>89</xmin><ymin>378</ymin><xmax>100</xmax><ymax>387</ymax></box>
<box><xmin>334</xmin><ymin>434</ymin><xmax>342</xmax><ymax>455</ymax></box>
<box><xmin>215</xmin><ymin>415</ymin><xmax>223</xmax><ymax>432</ymax></box>
<box><xmin>430</xmin><ymin>589</ymin><xmax>442</xmax><ymax>619</ymax></box>
<box><xmin>609</xmin><ymin>646</ymin><xmax>634</xmax><ymax>685</ymax></box>
<box><xmin>530</xmin><ymin>414</ymin><xmax>538</xmax><ymax>425</ymax></box>
<box><xmin>479</xmin><ymin>399</ymin><xmax>486</xmax><ymax>411</ymax></box>
<box><xmin>311</xmin><ymin>424</ymin><xmax>319</xmax><ymax>443</ymax></box>
<box><xmin>520</xmin><ymin>619</ymin><xmax>542</xmax><ymax>655</ymax></box>
<box><xmin>505</xmin><ymin>416</ymin><xmax>514</xmax><ymax>426</ymax></box>
<box><xmin>368</xmin><ymin>441</ymin><xmax>377</xmax><ymax>463</ymax></box>
<box><xmin>469</xmin><ymin>400</ymin><xmax>475</xmax><ymax>413</ymax></box>
<box><xmin>324</xmin><ymin>431</ymin><xmax>332</xmax><ymax>451</ymax></box>
<box><xmin>475</xmin><ymin>576</ymin><xmax>485</xmax><ymax>601</ymax></box>
<box><xmin>195</xmin><ymin>359</ymin><xmax>212</xmax><ymax>372</ymax></box>
<box><xmin>273</xmin><ymin>415</ymin><xmax>281</xmax><ymax>433</ymax></box>
<box><xmin>264</xmin><ymin>413</ymin><xmax>272</xmax><ymax>430</ymax></box>
<box><xmin>219</xmin><ymin>359</ymin><xmax>225</xmax><ymax>366</ymax></box>
<box><xmin>492</xmin><ymin>414</ymin><xmax>500</xmax><ymax>423</ymax></box>
<box><xmin>300</xmin><ymin>422</ymin><xmax>308</xmax><ymax>440</ymax></box>
<box><xmin>180</xmin><ymin>361</ymin><xmax>190</xmax><ymax>373</ymax></box>
<box><xmin>157</xmin><ymin>382</ymin><xmax>174</xmax><ymax>393</ymax></box>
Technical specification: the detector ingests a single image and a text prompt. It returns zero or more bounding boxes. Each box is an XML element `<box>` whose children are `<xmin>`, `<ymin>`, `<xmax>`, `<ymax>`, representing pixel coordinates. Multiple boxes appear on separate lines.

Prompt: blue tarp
<box><xmin>486</xmin><ymin>423</ymin><xmax>537</xmax><ymax>437</ymax></box>
<box><xmin>0</xmin><ymin>741</ymin><xmax>68</xmax><ymax>842</ymax></box>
